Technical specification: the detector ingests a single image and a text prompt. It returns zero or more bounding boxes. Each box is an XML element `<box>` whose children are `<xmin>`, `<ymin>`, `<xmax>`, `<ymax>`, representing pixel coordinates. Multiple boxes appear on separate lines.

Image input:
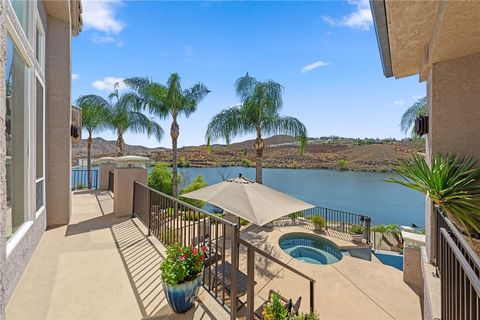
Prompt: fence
<box><xmin>71</xmin><ymin>169</ymin><xmax>98</xmax><ymax>190</ymax></box>
<box><xmin>132</xmin><ymin>181</ymin><xmax>240</xmax><ymax>319</ymax></box>
<box><xmin>108</xmin><ymin>170</ymin><xmax>114</xmax><ymax>192</ymax></box>
<box><xmin>275</xmin><ymin>206</ymin><xmax>371</xmax><ymax>243</ymax></box>
<box><xmin>435</xmin><ymin>207</ymin><xmax>480</xmax><ymax>319</ymax></box>
<box><xmin>371</xmin><ymin>231</ymin><xmax>403</xmax><ymax>252</ymax></box>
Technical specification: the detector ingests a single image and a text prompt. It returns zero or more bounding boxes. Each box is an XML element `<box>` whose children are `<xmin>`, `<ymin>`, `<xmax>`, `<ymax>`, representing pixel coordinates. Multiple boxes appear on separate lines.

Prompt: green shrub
<box><xmin>262</xmin><ymin>292</ymin><xmax>288</xmax><ymax>320</ymax></box>
<box><xmin>179</xmin><ymin>175</ymin><xmax>207</xmax><ymax>208</ymax></box>
<box><xmin>240</xmin><ymin>218</ymin><xmax>249</xmax><ymax>226</ymax></box>
<box><xmin>178</xmin><ymin>157</ymin><xmax>190</xmax><ymax>167</ymax></box>
<box><xmin>290</xmin><ymin>312</ymin><xmax>320</xmax><ymax>320</ymax></box>
<box><xmin>311</xmin><ymin>215</ymin><xmax>326</xmax><ymax>230</ymax></box>
<box><xmin>241</xmin><ymin>158</ymin><xmax>252</xmax><ymax>167</ymax></box>
<box><xmin>350</xmin><ymin>224</ymin><xmax>364</xmax><ymax>235</ymax></box>
<box><xmin>160</xmin><ymin>243</ymin><xmax>206</xmax><ymax>285</ymax></box>
<box><xmin>148</xmin><ymin>162</ymin><xmax>176</xmax><ymax>196</ymax></box>
<box><xmin>336</xmin><ymin>159</ymin><xmax>349</xmax><ymax>171</ymax></box>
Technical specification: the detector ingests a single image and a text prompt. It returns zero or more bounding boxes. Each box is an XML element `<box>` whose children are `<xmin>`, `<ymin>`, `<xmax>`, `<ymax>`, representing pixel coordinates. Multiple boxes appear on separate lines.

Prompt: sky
<box><xmin>72</xmin><ymin>0</ymin><xmax>426</xmax><ymax>148</ymax></box>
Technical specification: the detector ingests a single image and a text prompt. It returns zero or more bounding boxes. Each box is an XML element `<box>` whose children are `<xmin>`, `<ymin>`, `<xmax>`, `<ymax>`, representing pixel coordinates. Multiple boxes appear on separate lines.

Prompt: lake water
<box><xmin>75</xmin><ymin>166</ymin><xmax>425</xmax><ymax>227</ymax></box>
<box><xmin>175</xmin><ymin>167</ymin><xmax>425</xmax><ymax>227</ymax></box>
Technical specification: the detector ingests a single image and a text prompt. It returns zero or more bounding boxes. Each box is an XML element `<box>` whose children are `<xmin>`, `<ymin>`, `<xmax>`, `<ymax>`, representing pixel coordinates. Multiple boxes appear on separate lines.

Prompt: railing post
<box><xmin>147</xmin><ymin>189</ymin><xmax>151</xmax><ymax>237</ymax></box>
<box><xmin>365</xmin><ymin>217</ymin><xmax>371</xmax><ymax>244</ymax></box>
<box><xmin>230</xmin><ymin>225</ymin><xmax>239</xmax><ymax>320</ymax></box>
<box><xmin>310</xmin><ymin>280</ymin><xmax>315</xmax><ymax>313</ymax></box>
<box><xmin>246</xmin><ymin>245</ymin><xmax>255</xmax><ymax>320</ymax></box>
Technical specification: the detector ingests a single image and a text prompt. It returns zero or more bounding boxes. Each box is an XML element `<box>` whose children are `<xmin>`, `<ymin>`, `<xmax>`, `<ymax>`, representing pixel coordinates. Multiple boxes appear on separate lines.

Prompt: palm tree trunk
<box><xmin>171</xmin><ymin>119</ymin><xmax>180</xmax><ymax>198</ymax></box>
<box><xmin>117</xmin><ymin>130</ymin><xmax>125</xmax><ymax>156</ymax></box>
<box><xmin>254</xmin><ymin>131</ymin><xmax>264</xmax><ymax>184</ymax></box>
<box><xmin>87</xmin><ymin>131</ymin><xmax>93</xmax><ymax>189</ymax></box>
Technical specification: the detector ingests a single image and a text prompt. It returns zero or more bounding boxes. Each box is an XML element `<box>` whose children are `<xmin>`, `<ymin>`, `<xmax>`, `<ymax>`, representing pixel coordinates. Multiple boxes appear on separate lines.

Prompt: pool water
<box><xmin>279</xmin><ymin>233</ymin><xmax>343</xmax><ymax>265</ymax></box>
<box><xmin>373</xmin><ymin>251</ymin><xmax>404</xmax><ymax>271</ymax></box>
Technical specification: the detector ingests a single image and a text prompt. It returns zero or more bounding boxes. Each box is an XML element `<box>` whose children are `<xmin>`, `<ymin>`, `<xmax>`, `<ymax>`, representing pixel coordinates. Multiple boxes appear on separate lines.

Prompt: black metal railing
<box><xmin>275</xmin><ymin>206</ymin><xmax>371</xmax><ymax>243</ymax></box>
<box><xmin>132</xmin><ymin>181</ymin><xmax>240</xmax><ymax>319</ymax></box>
<box><xmin>240</xmin><ymin>238</ymin><xmax>316</xmax><ymax>319</ymax></box>
<box><xmin>435</xmin><ymin>206</ymin><xmax>480</xmax><ymax>319</ymax></box>
<box><xmin>71</xmin><ymin>169</ymin><xmax>98</xmax><ymax>190</ymax></box>
<box><xmin>108</xmin><ymin>170</ymin><xmax>114</xmax><ymax>193</ymax></box>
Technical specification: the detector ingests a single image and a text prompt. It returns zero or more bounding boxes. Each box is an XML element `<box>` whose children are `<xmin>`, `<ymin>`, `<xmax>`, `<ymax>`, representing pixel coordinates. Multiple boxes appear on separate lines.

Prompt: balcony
<box><xmin>6</xmin><ymin>189</ymin><xmax>422</xmax><ymax>319</ymax></box>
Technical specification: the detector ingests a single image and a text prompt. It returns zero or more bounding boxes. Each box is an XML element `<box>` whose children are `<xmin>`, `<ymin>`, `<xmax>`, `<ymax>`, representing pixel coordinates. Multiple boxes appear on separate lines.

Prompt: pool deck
<box><xmin>237</xmin><ymin>225</ymin><xmax>422</xmax><ymax>320</ymax></box>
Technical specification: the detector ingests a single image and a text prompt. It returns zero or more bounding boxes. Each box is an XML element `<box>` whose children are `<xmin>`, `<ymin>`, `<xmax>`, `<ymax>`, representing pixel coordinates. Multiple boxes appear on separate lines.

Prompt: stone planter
<box><xmin>351</xmin><ymin>233</ymin><xmax>364</xmax><ymax>243</ymax></box>
<box><xmin>162</xmin><ymin>273</ymin><xmax>203</xmax><ymax>313</ymax></box>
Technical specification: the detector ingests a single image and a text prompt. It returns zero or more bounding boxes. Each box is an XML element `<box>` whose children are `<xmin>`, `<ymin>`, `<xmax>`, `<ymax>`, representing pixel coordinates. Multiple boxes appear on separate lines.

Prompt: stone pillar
<box><xmin>425</xmin><ymin>51</ymin><xmax>480</xmax><ymax>262</ymax></box>
<box><xmin>98</xmin><ymin>163</ymin><xmax>115</xmax><ymax>190</ymax></box>
<box><xmin>45</xmin><ymin>16</ymin><xmax>72</xmax><ymax>227</ymax></box>
<box><xmin>113</xmin><ymin>168</ymin><xmax>147</xmax><ymax>218</ymax></box>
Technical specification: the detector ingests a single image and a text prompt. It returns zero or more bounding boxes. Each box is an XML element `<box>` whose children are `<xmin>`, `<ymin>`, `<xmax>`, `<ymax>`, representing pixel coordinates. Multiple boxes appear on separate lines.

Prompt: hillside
<box><xmin>72</xmin><ymin>135</ymin><xmax>422</xmax><ymax>172</ymax></box>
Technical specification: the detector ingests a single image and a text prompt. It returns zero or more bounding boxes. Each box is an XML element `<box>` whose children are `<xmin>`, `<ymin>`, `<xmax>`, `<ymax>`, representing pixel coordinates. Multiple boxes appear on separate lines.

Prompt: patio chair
<box><xmin>254</xmin><ymin>290</ymin><xmax>302</xmax><ymax>319</ymax></box>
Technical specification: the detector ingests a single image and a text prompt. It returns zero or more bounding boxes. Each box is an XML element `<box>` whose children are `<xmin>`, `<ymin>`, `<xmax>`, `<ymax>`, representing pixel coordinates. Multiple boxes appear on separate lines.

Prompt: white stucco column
<box><xmin>113</xmin><ymin>168</ymin><xmax>147</xmax><ymax>218</ymax></box>
<box><xmin>45</xmin><ymin>16</ymin><xmax>72</xmax><ymax>227</ymax></box>
<box><xmin>425</xmin><ymin>51</ymin><xmax>480</xmax><ymax>262</ymax></box>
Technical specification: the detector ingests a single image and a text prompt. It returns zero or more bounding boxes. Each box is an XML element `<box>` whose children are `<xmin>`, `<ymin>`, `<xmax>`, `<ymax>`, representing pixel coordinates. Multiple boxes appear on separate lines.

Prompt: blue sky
<box><xmin>73</xmin><ymin>0</ymin><xmax>425</xmax><ymax>148</ymax></box>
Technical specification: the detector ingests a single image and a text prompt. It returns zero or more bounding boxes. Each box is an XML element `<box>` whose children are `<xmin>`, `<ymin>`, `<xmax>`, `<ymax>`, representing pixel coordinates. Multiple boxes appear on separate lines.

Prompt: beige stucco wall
<box><xmin>113</xmin><ymin>168</ymin><xmax>147</xmax><ymax>217</ymax></box>
<box><xmin>425</xmin><ymin>51</ymin><xmax>480</xmax><ymax>261</ymax></box>
<box><xmin>403</xmin><ymin>247</ymin><xmax>423</xmax><ymax>296</ymax></box>
<box><xmin>45</xmin><ymin>16</ymin><xmax>72</xmax><ymax>227</ymax></box>
<box><xmin>0</xmin><ymin>0</ymin><xmax>7</xmax><ymax>316</ymax></box>
<box><xmin>99</xmin><ymin>163</ymin><xmax>115</xmax><ymax>190</ymax></box>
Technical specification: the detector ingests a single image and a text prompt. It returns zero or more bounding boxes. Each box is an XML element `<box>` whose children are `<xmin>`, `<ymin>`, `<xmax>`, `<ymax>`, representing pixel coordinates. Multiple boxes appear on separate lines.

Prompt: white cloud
<box><xmin>393</xmin><ymin>100</ymin><xmax>405</xmax><ymax>106</ymax></box>
<box><xmin>72</xmin><ymin>74</ymin><xmax>79</xmax><ymax>80</ymax></box>
<box><xmin>300</xmin><ymin>61</ymin><xmax>329</xmax><ymax>74</ymax></box>
<box><xmin>82</xmin><ymin>0</ymin><xmax>125</xmax><ymax>34</ymax></box>
<box><xmin>91</xmin><ymin>34</ymin><xmax>124</xmax><ymax>46</ymax></box>
<box><xmin>322</xmin><ymin>0</ymin><xmax>373</xmax><ymax>31</ymax></box>
<box><xmin>91</xmin><ymin>77</ymin><xmax>126</xmax><ymax>91</ymax></box>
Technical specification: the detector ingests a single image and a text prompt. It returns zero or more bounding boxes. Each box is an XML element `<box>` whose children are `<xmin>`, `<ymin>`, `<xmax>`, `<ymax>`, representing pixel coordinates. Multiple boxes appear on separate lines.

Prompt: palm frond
<box><xmin>262</xmin><ymin>115</ymin><xmax>307</xmax><ymax>153</ymax></box>
<box><xmin>235</xmin><ymin>73</ymin><xmax>257</xmax><ymax>102</ymax></box>
<box><xmin>205</xmin><ymin>105</ymin><xmax>251</xmax><ymax>144</ymax></box>
<box><xmin>400</xmin><ymin>97</ymin><xmax>427</xmax><ymax>135</ymax></box>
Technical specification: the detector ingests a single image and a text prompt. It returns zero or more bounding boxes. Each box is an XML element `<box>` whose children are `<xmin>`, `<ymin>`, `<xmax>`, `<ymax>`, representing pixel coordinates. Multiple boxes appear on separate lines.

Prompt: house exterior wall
<box><xmin>425</xmin><ymin>51</ymin><xmax>480</xmax><ymax>261</ymax></box>
<box><xmin>0</xmin><ymin>0</ymin><xmax>7</xmax><ymax>317</ymax></box>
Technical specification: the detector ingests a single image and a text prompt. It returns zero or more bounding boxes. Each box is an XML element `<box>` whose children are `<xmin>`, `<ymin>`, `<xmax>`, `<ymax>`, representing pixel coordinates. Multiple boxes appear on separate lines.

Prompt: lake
<box><xmin>75</xmin><ymin>166</ymin><xmax>425</xmax><ymax>227</ymax></box>
<box><xmin>175</xmin><ymin>167</ymin><xmax>425</xmax><ymax>227</ymax></box>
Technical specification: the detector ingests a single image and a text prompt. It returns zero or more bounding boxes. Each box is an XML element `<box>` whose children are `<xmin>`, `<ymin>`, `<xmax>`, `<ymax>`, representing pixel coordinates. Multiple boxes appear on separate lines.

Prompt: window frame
<box><xmin>34</xmin><ymin>7</ymin><xmax>45</xmax><ymax>73</ymax></box>
<box><xmin>34</xmin><ymin>73</ymin><xmax>45</xmax><ymax>217</ymax></box>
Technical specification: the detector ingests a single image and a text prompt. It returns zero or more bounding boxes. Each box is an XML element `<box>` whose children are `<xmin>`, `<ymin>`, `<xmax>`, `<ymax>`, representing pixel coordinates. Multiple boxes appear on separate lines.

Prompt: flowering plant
<box><xmin>160</xmin><ymin>243</ymin><xmax>206</xmax><ymax>285</ymax></box>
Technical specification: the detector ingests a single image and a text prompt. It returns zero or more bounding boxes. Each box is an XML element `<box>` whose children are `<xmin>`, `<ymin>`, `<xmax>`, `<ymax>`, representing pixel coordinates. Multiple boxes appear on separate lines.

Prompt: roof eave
<box><xmin>370</xmin><ymin>0</ymin><xmax>393</xmax><ymax>78</ymax></box>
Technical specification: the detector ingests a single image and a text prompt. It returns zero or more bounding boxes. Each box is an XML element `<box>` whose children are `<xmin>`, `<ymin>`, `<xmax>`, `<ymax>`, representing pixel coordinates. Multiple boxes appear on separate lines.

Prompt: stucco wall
<box><xmin>113</xmin><ymin>168</ymin><xmax>147</xmax><ymax>217</ymax></box>
<box><xmin>425</xmin><ymin>52</ymin><xmax>480</xmax><ymax>261</ymax></box>
<box><xmin>0</xmin><ymin>0</ymin><xmax>7</xmax><ymax>317</ymax></box>
<box><xmin>45</xmin><ymin>16</ymin><xmax>72</xmax><ymax>226</ymax></box>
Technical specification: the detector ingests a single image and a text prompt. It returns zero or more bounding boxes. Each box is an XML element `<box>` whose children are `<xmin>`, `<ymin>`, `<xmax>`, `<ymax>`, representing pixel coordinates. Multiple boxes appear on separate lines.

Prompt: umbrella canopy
<box><xmin>181</xmin><ymin>175</ymin><xmax>315</xmax><ymax>226</ymax></box>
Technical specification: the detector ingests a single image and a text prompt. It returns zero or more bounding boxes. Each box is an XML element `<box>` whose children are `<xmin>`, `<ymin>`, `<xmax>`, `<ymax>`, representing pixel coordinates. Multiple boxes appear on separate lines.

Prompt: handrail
<box><xmin>239</xmin><ymin>238</ymin><xmax>316</xmax><ymax>282</ymax></box>
<box><xmin>133</xmin><ymin>181</ymin><xmax>238</xmax><ymax>227</ymax></box>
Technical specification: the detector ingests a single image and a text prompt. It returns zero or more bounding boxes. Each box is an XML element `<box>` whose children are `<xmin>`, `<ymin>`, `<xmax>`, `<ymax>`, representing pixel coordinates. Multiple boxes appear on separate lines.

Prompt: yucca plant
<box><xmin>387</xmin><ymin>154</ymin><xmax>480</xmax><ymax>235</ymax></box>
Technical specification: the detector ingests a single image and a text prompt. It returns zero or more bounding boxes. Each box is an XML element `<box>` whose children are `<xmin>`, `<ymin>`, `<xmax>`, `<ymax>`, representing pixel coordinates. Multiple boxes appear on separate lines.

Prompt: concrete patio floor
<box><xmin>7</xmin><ymin>191</ymin><xmax>422</xmax><ymax>320</ymax></box>
<box><xmin>6</xmin><ymin>191</ymin><xmax>229</xmax><ymax>320</ymax></box>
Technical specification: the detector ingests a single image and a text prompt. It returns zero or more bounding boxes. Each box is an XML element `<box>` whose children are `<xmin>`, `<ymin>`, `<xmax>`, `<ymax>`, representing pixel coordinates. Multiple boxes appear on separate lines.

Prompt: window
<box><xmin>5</xmin><ymin>35</ymin><xmax>29</xmax><ymax>240</ymax></box>
<box><xmin>35</xmin><ymin>78</ymin><xmax>44</xmax><ymax>211</ymax></box>
<box><xmin>10</xmin><ymin>0</ymin><xmax>31</xmax><ymax>40</ymax></box>
<box><xmin>35</xmin><ymin>20</ymin><xmax>45</xmax><ymax>70</ymax></box>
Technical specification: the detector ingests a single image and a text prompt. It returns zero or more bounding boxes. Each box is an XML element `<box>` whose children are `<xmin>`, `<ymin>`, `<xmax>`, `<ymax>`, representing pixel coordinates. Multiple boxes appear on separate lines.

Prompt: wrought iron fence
<box><xmin>435</xmin><ymin>206</ymin><xmax>480</xmax><ymax>319</ymax></box>
<box><xmin>275</xmin><ymin>206</ymin><xmax>371</xmax><ymax>243</ymax></box>
<box><xmin>108</xmin><ymin>170</ymin><xmax>114</xmax><ymax>193</ymax></box>
<box><xmin>71</xmin><ymin>169</ymin><xmax>98</xmax><ymax>190</ymax></box>
<box><xmin>132</xmin><ymin>181</ymin><xmax>241</xmax><ymax>319</ymax></box>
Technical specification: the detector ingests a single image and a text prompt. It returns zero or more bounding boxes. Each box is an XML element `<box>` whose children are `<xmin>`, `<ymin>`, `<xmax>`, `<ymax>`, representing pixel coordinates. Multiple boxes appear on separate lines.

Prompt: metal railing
<box><xmin>240</xmin><ymin>238</ymin><xmax>316</xmax><ymax>319</ymax></box>
<box><xmin>71</xmin><ymin>169</ymin><xmax>98</xmax><ymax>190</ymax></box>
<box><xmin>132</xmin><ymin>181</ymin><xmax>240</xmax><ymax>319</ymax></box>
<box><xmin>108</xmin><ymin>170</ymin><xmax>114</xmax><ymax>193</ymax></box>
<box><xmin>275</xmin><ymin>206</ymin><xmax>371</xmax><ymax>243</ymax></box>
<box><xmin>435</xmin><ymin>207</ymin><xmax>480</xmax><ymax>319</ymax></box>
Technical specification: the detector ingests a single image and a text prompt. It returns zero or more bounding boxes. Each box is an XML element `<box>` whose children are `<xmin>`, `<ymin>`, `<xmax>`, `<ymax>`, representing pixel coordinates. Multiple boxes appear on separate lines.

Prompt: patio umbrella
<box><xmin>181</xmin><ymin>174</ymin><xmax>315</xmax><ymax>226</ymax></box>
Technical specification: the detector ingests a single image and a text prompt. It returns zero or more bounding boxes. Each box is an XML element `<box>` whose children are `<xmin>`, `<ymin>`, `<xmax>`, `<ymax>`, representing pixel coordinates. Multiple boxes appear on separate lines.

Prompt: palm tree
<box><xmin>125</xmin><ymin>74</ymin><xmax>209</xmax><ymax>198</ymax></box>
<box><xmin>206</xmin><ymin>73</ymin><xmax>307</xmax><ymax>184</ymax></box>
<box><xmin>77</xmin><ymin>86</ymin><xmax>163</xmax><ymax>156</ymax></box>
<box><xmin>400</xmin><ymin>97</ymin><xmax>427</xmax><ymax>135</ymax></box>
<box><xmin>76</xmin><ymin>97</ymin><xmax>109</xmax><ymax>189</ymax></box>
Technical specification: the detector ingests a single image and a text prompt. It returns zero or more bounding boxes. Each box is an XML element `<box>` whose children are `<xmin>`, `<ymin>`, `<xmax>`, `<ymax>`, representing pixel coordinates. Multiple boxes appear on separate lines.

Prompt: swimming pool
<box><xmin>373</xmin><ymin>251</ymin><xmax>404</xmax><ymax>271</ymax></box>
<box><xmin>279</xmin><ymin>233</ymin><xmax>343</xmax><ymax>265</ymax></box>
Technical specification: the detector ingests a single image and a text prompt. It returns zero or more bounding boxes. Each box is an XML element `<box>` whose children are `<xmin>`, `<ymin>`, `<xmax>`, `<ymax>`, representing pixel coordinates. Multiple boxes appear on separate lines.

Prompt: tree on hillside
<box><xmin>400</xmin><ymin>97</ymin><xmax>427</xmax><ymax>136</ymax></box>
<box><xmin>77</xmin><ymin>85</ymin><xmax>163</xmax><ymax>156</ymax></box>
<box><xmin>76</xmin><ymin>97</ymin><xmax>109</xmax><ymax>189</ymax></box>
<box><xmin>206</xmin><ymin>73</ymin><xmax>307</xmax><ymax>183</ymax></box>
<box><xmin>125</xmin><ymin>74</ymin><xmax>209</xmax><ymax>198</ymax></box>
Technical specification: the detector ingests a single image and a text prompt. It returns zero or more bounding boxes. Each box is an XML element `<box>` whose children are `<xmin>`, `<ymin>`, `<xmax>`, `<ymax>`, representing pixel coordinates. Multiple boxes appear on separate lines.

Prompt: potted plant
<box><xmin>311</xmin><ymin>215</ymin><xmax>326</xmax><ymax>231</ymax></box>
<box><xmin>262</xmin><ymin>292</ymin><xmax>289</xmax><ymax>320</ymax></box>
<box><xmin>160</xmin><ymin>243</ymin><xmax>206</xmax><ymax>313</ymax></box>
<box><xmin>350</xmin><ymin>224</ymin><xmax>364</xmax><ymax>242</ymax></box>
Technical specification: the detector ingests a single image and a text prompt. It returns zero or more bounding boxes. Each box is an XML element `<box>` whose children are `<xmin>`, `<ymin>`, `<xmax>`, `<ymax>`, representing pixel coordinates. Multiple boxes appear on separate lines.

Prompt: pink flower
<box><xmin>200</xmin><ymin>245</ymin><xmax>206</xmax><ymax>252</ymax></box>
<box><xmin>192</xmin><ymin>248</ymin><xmax>198</xmax><ymax>255</ymax></box>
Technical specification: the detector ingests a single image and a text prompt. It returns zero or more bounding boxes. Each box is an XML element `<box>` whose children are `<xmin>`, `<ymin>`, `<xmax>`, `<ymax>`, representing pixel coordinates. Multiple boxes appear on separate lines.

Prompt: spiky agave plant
<box><xmin>387</xmin><ymin>154</ymin><xmax>480</xmax><ymax>235</ymax></box>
